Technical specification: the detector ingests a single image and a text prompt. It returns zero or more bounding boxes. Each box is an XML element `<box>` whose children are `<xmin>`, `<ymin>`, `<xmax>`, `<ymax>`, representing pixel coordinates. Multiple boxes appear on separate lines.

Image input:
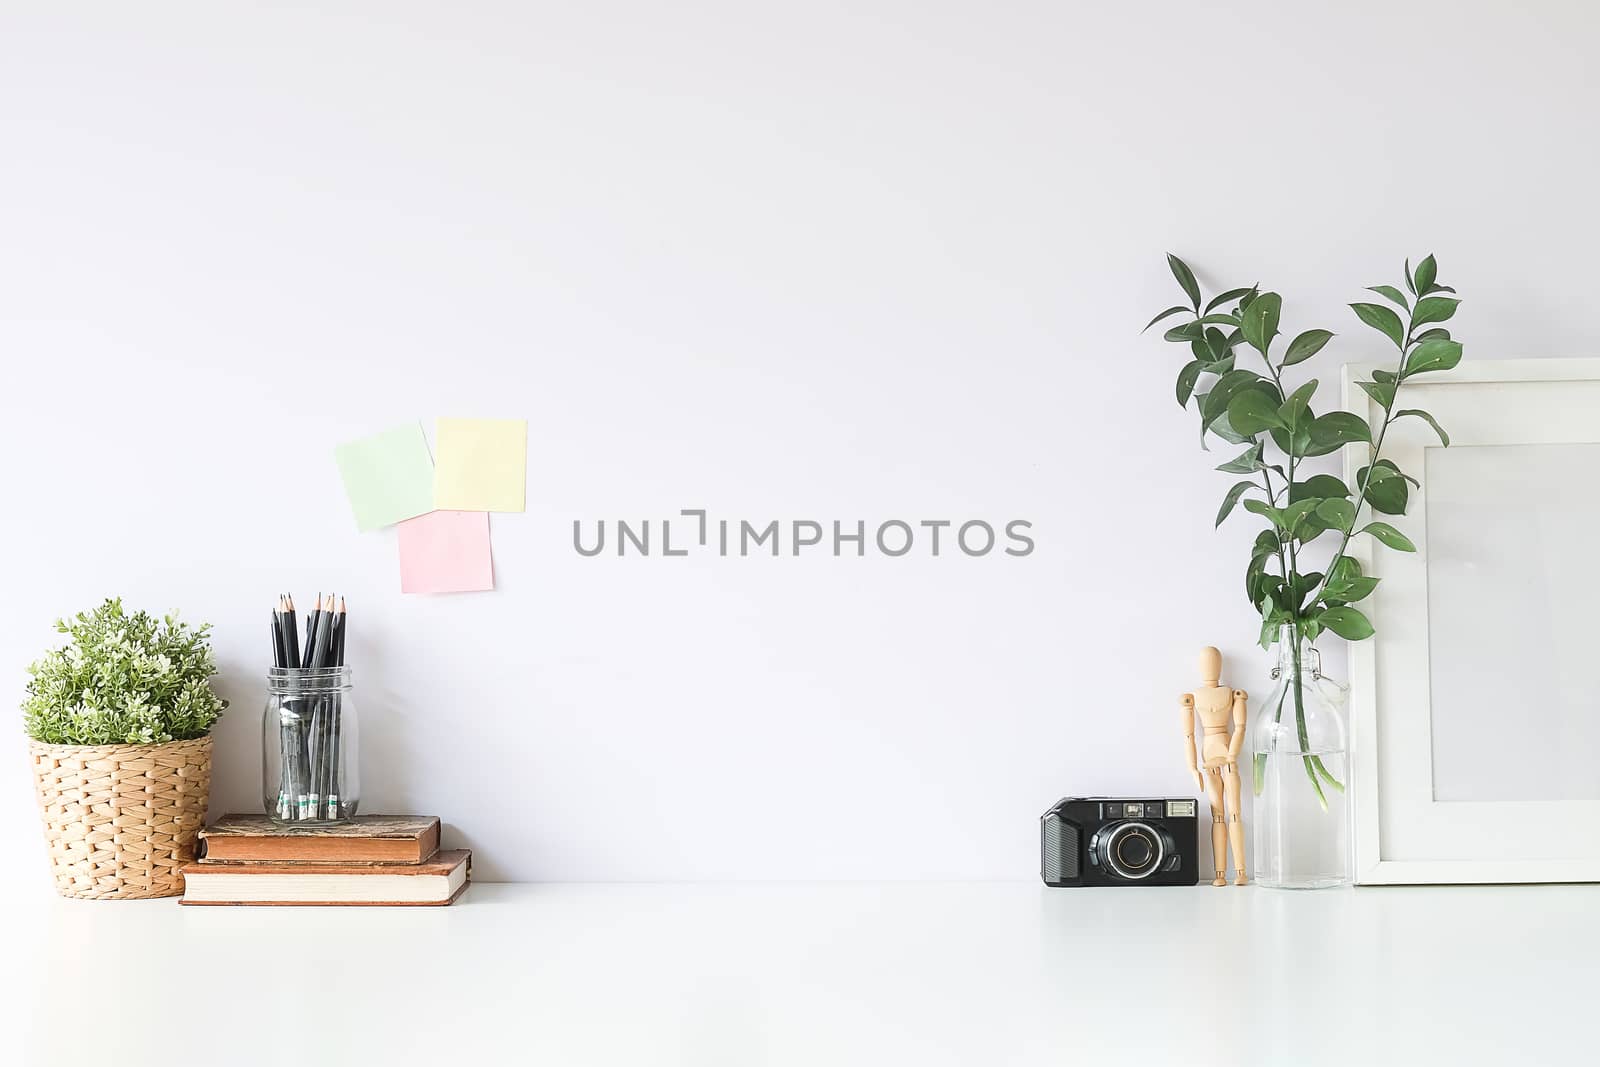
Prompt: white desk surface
<box><xmin>7</xmin><ymin>880</ymin><xmax>1592</xmax><ymax>1067</ymax></box>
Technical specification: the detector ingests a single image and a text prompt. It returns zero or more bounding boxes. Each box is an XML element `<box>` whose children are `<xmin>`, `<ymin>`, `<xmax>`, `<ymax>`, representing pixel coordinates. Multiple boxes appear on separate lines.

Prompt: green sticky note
<box><xmin>434</xmin><ymin>417</ymin><xmax>527</xmax><ymax>512</ymax></box>
<box><xmin>333</xmin><ymin>423</ymin><xmax>435</xmax><ymax>531</ymax></box>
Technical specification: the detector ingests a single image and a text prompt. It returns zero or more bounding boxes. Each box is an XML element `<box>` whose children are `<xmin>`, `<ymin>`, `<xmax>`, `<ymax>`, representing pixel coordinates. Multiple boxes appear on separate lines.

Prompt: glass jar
<box><xmin>263</xmin><ymin>666</ymin><xmax>358</xmax><ymax>825</ymax></box>
<box><xmin>1251</xmin><ymin>626</ymin><xmax>1350</xmax><ymax>889</ymax></box>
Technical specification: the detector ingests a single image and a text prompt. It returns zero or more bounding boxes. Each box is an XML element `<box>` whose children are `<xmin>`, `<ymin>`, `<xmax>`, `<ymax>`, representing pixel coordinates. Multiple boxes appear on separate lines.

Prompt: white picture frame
<box><xmin>1345</xmin><ymin>357</ymin><xmax>1600</xmax><ymax>885</ymax></box>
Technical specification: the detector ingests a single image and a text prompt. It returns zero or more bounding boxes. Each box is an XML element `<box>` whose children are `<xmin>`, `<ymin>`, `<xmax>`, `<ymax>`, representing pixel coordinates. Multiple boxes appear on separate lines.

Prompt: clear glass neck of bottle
<box><xmin>267</xmin><ymin>665</ymin><xmax>352</xmax><ymax>695</ymax></box>
<box><xmin>1272</xmin><ymin>623</ymin><xmax>1320</xmax><ymax>680</ymax></box>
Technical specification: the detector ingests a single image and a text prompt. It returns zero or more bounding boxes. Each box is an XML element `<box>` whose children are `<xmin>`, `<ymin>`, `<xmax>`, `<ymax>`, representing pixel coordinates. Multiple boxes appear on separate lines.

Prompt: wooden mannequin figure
<box><xmin>1180</xmin><ymin>647</ymin><xmax>1248</xmax><ymax>886</ymax></box>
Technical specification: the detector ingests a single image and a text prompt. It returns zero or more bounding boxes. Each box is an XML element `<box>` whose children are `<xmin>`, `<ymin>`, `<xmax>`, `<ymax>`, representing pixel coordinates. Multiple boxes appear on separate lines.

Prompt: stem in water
<box><xmin>1291</xmin><ymin>630</ymin><xmax>1329</xmax><ymax>812</ymax></box>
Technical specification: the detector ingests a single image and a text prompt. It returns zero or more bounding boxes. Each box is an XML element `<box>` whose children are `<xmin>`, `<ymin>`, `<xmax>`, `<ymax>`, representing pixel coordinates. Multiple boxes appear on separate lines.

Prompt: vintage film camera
<box><xmin>1040</xmin><ymin>797</ymin><xmax>1200</xmax><ymax>887</ymax></box>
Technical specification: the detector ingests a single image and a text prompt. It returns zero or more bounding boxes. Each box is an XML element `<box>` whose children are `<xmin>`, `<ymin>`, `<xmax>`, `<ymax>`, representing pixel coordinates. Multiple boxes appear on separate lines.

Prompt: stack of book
<box><xmin>180</xmin><ymin>814</ymin><xmax>470</xmax><ymax>906</ymax></box>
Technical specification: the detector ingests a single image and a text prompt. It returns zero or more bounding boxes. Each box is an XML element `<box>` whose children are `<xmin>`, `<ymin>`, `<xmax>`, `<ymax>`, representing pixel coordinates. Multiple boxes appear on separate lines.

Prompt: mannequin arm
<box><xmin>1181</xmin><ymin>695</ymin><xmax>1203</xmax><ymax>790</ymax></box>
<box><xmin>1227</xmin><ymin>689</ymin><xmax>1248</xmax><ymax>760</ymax></box>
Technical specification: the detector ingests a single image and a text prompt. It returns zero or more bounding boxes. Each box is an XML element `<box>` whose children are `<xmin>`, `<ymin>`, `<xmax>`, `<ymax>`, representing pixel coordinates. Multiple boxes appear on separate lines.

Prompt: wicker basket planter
<box><xmin>30</xmin><ymin>735</ymin><xmax>213</xmax><ymax>899</ymax></box>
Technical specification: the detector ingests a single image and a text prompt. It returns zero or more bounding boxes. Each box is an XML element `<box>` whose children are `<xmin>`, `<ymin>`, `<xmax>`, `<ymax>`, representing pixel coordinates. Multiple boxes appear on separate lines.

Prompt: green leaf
<box><xmin>1207</xmin><ymin>407</ymin><xmax>1252</xmax><ymax>445</ymax></box>
<box><xmin>1324</xmin><ymin>557</ymin><xmax>1366</xmax><ymax>600</ymax></box>
<box><xmin>1240</xmin><ymin>292</ymin><xmax>1282</xmax><ymax>354</ymax></box>
<box><xmin>1258</xmin><ymin>615</ymin><xmax>1280</xmax><ymax>650</ymax></box>
<box><xmin>1242</xmin><ymin>498</ymin><xmax>1283</xmax><ymax>528</ymax></box>
<box><xmin>1164</xmin><ymin>322</ymin><xmax>1202</xmax><ymax>343</ymax></box>
<box><xmin>1201</xmin><ymin>370</ymin><xmax>1265</xmax><ymax>433</ymax></box>
<box><xmin>1413</xmin><ymin>327</ymin><xmax>1451</xmax><ymax>344</ymax></box>
<box><xmin>1287</xmin><ymin>570</ymin><xmax>1325</xmax><ymax>611</ymax></box>
<box><xmin>1279</xmin><ymin>499</ymin><xmax>1320</xmax><ymax>535</ymax></box>
<box><xmin>1278</xmin><ymin>379</ymin><xmax>1317</xmax><ymax>428</ymax></box>
<box><xmin>1303</xmin><ymin>435</ymin><xmax>1344</xmax><ymax>458</ymax></box>
<box><xmin>1412</xmin><ymin>254</ymin><xmax>1437</xmax><ymax>296</ymax></box>
<box><xmin>1404</xmin><ymin>338</ymin><xmax>1463</xmax><ymax>375</ymax></box>
<box><xmin>1372</xmin><ymin>368</ymin><xmax>1396</xmax><ymax>383</ymax></box>
<box><xmin>1216</xmin><ymin>480</ymin><xmax>1258</xmax><ymax>527</ymax></box>
<box><xmin>1359</xmin><ymin>463</ymin><xmax>1408</xmax><ymax>515</ymax></box>
<box><xmin>1366</xmin><ymin>458</ymin><xmax>1419</xmax><ymax>488</ymax></box>
<box><xmin>1361</xmin><ymin>521</ymin><xmax>1416</xmax><ymax>552</ymax></box>
<box><xmin>1204</xmin><ymin>327</ymin><xmax>1229</xmax><ymax>360</ymax></box>
<box><xmin>1296</xmin><ymin>512</ymin><xmax>1333</xmax><ymax>542</ymax></box>
<box><xmin>1270</xmin><ymin>417</ymin><xmax>1315</xmax><ymax>459</ymax></box>
<box><xmin>1310</xmin><ymin>411</ymin><xmax>1373</xmax><ymax>447</ymax></box>
<box><xmin>1215</xmin><ymin>444</ymin><xmax>1264</xmax><ymax>474</ymax></box>
<box><xmin>1396</xmin><ymin>408</ymin><xmax>1450</xmax><ymax>446</ymax></box>
<box><xmin>1315</xmin><ymin>498</ymin><xmax>1356</xmax><ymax>532</ymax></box>
<box><xmin>1252</xmin><ymin>573</ymin><xmax>1286</xmax><ymax>615</ymax></box>
<box><xmin>1411</xmin><ymin>296</ymin><xmax>1460</xmax><ymax>328</ymax></box>
<box><xmin>1355</xmin><ymin>378</ymin><xmax>1397</xmax><ymax>410</ymax></box>
<box><xmin>1176</xmin><ymin>361</ymin><xmax>1203</xmax><ymax>408</ymax></box>
<box><xmin>1228</xmin><ymin>388</ymin><xmax>1287</xmax><ymax>433</ymax></box>
<box><xmin>1194</xmin><ymin>313</ymin><xmax>1241</xmax><ymax>327</ymax></box>
<box><xmin>1143</xmin><ymin>305</ymin><xmax>1191</xmax><ymax>333</ymax></box>
<box><xmin>1282</xmin><ymin>328</ymin><xmax>1334</xmax><ymax>367</ymax></box>
<box><xmin>1293</xmin><ymin>474</ymin><xmax>1349</xmax><ymax>501</ymax></box>
<box><xmin>1367</xmin><ymin>285</ymin><xmax>1409</xmax><ymax>310</ymax></box>
<box><xmin>1250</xmin><ymin>530</ymin><xmax>1279</xmax><ymax>567</ymax></box>
<box><xmin>1324</xmin><ymin>574</ymin><xmax>1379</xmax><ymax>603</ymax></box>
<box><xmin>1205</xmin><ymin>286</ymin><xmax>1256</xmax><ymax>313</ymax></box>
<box><xmin>1349</xmin><ymin>302</ymin><xmax>1405</xmax><ymax>348</ymax></box>
<box><xmin>1320</xmin><ymin>605</ymin><xmax>1375</xmax><ymax>641</ymax></box>
<box><xmin>1168</xmin><ymin>253</ymin><xmax>1201</xmax><ymax>310</ymax></box>
<box><xmin>1403</xmin><ymin>257</ymin><xmax>1416</xmax><ymax>296</ymax></box>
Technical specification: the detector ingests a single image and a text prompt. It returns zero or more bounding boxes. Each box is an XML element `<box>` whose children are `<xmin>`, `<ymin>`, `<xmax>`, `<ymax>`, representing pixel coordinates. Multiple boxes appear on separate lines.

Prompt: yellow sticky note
<box><xmin>434</xmin><ymin>418</ymin><xmax>527</xmax><ymax>512</ymax></box>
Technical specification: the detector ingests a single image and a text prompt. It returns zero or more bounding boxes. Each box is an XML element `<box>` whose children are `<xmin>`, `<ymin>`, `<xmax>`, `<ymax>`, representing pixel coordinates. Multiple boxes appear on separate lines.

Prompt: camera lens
<box><xmin>1117</xmin><ymin>833</ymin><xmax>1153</xmax><ymax>868</ymax></box>
<box><xmin>1098</xmin><ymin>822</ymin><xmax>1164</xmax><ymax>880</ymax></box>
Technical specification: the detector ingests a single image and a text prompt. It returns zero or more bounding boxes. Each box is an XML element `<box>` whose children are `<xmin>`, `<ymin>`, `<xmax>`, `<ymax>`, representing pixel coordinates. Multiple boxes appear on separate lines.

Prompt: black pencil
<box><xmin>271</xmin><ymin>596</ymin><xmax>293</xmax><ymax>818</ymax></box>
<box><xmin>271</xmin><ymin>604</ymin><xmax>285</xmax><ymax>669</ymax></box>
<box><xmin>314</xmin><ymin>593</ymin><xmax>340</xmax><ymax>817</ymax></box>
<box><xmin>283</xmin><ymin>593</ymin><xmax>301</xmax><ymax>669</ymax></box>
<box><xmin>315</xmin><ymin>593</ymin><xmax>334</xmax><ymax>798</ymax></box>
<box><xmin>301</xmin><ymin>593</ymin><xmax>335</xmax><ymax>819</ymax></box>
<box><xmin>303</xmin><ymin>592</ymin><xmax>322</xmax><ymax>665</ymax></box>
<box><xmin>320</xmin><ymin>596</ymin><xmax>347</xmax><ymax>818</ymax></box>
<box><xmin>307</xmin><ymin>593</ymin><xmax>333</xmax><ymax>668</ymax></box>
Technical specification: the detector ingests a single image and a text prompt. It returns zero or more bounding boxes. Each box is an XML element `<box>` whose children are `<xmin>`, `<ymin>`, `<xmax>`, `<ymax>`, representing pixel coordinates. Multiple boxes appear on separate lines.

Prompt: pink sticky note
<box><xmin>397</xmin><ymin>511</ymin><xmax>495</xmax><ymax>594</ymax></box>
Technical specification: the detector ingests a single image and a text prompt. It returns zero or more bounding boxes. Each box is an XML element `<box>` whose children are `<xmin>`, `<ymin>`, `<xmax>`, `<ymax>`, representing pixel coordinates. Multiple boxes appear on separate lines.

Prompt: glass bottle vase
<box><xmin>1250</xmin><ymin>626</ymin><xmax>1350</xmax><ymax>889</ymax></box>
<box><xmin>263</xmin><ymin>666</ymin><xmax>359</xmax><ymax>825</ymax></box>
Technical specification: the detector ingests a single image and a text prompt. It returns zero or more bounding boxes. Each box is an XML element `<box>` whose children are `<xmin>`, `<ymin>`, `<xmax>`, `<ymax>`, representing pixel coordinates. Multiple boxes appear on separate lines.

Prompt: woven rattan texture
<box><xmin>30</xmin><ymin>736</ymin><xmax>212</xmax><ymax>899</ymax></box>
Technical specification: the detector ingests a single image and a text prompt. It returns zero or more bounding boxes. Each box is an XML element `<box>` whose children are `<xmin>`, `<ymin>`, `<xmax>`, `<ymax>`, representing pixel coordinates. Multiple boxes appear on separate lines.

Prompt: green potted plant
<box><xmin>1147</xmin><ymin>254</ymin><xmax>1464</xmax><ymax>887</ymax></box>
<box><xmin>23</xmin><ymin>598</ymin><xmax>227</xmax><ymax>898</ymax></box>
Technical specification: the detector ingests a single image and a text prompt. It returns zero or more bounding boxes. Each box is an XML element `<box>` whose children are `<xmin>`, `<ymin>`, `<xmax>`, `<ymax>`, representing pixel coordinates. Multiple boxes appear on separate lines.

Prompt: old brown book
<box><xmin>180</xmin><ymin>849</ymin><xmax>470</xmax><ymax>906</ymax></box>
<box><xmin>197</xmin><ymin>814</ymin><xmax>441</xmax><ymax>865</ymax></box>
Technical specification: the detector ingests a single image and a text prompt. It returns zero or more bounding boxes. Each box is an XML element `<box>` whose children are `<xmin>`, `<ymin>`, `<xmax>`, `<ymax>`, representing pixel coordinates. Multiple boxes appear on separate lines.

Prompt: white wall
<box><xmin>1</xmin><ymin>1</ymin><xmax>1595</xmax><ymax>882</ymax></box>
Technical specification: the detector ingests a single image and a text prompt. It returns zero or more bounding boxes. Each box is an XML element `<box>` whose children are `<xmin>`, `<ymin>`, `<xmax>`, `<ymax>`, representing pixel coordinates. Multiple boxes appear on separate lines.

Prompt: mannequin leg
<box><xmin>1223</xmin><ymin>761</ymin><xmax>1247</xmax><ymax>885</ymax></box>
<box><xmin>1202</xmin><ymin>767</ymin><xmax>1226</xmax><ymax>886</ymax></box>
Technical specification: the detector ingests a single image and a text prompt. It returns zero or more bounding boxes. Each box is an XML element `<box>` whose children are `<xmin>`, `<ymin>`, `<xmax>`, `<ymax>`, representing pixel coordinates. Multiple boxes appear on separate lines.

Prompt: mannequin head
<box><xmin>1199</xmin><ymin>646</ymin><xmax>1222</xmax><ymax>687</ymax></box>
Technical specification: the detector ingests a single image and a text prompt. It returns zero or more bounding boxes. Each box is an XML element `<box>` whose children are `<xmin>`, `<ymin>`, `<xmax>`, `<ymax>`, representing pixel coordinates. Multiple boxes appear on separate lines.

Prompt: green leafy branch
<box><xmin>1146</xmin><ymin>253</ymin><xmax>1460</xmax><ymax>644</ymax></box>
<box><xmin>1146</xmin><ymin>254</ymin><xmax>1464</xmax><ymax>807</ymax></box>
<box><xmin>22</xmin><ymin>598</ymin><xmax>227</xmax><ymax>745</ymax></box>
